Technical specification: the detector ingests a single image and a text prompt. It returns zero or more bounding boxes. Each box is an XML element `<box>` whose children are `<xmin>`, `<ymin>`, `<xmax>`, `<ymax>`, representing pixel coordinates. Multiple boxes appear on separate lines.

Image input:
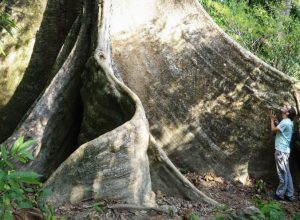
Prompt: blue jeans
<box><xmin>275</xmin><ymin>150</ymin><xmax>294</xmax><ymax>198</ymax></box>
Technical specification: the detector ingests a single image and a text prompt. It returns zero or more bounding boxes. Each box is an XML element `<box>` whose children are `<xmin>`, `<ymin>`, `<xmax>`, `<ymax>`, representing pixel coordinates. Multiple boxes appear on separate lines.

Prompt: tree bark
<box><xmin>4</xmin><ymin>5</ymin><xmax>89</xmax><ymax>178</ymax></box>
<box><xmin>111</xmin><ymin>0</ymin><xmax>300</xmax><ymax>183</ymax></box>
<box><xmin>0</xmin><ymin>0</ymin><xmax>82</xmax><ymax>142</ymax></box>
<box><xmin>0</xmin><ymin>0</ymin><xmax>45</xmax><ymax>108</ymax></box>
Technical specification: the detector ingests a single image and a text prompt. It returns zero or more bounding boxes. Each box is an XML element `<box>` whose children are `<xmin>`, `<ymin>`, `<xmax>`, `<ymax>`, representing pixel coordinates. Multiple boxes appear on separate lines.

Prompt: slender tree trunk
<box><xmin>281</xmin><ymin>0</ymin><xmax>293</xmax><ymax>16</ymax></box>
<box><xmin>276</xmin><ymin>0</ymin><xmax>293</xmax><ymax>71</ymax></box>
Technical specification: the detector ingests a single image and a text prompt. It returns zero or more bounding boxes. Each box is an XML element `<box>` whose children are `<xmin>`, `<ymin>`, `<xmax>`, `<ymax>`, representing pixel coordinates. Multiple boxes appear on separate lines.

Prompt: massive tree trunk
<box><xmin>1</xmin><ymin>0</ymin><xmax>300</xmax><ymax>210</ymax></box>
<box><xmin>110</xmin><ymin>0</ymin><xmax>300</xmax><ymax>183</ymax></box>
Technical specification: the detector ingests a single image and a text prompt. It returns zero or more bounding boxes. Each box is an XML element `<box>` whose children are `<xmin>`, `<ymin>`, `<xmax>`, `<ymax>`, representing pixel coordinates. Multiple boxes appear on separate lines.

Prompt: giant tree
<box><xmin>1</xmin><ymin>0</ymin><xmax>300</xmax><ymax>209</ymax></box>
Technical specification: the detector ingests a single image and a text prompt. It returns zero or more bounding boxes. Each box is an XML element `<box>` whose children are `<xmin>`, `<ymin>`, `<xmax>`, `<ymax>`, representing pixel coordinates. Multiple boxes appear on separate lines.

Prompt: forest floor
<box><xmin>185</xmin><ymin>172</ymin><xmax>300</xmax><ymax>218</ymax></box>
<box><xmin>56</xmin><ymin>172</ymin><xmax>300</xmax><ymax>219</ymax></box>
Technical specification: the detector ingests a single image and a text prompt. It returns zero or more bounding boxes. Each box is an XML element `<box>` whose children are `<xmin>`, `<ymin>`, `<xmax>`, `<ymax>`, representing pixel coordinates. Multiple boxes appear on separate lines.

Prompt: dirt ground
<box><xmin>186</xmin><ymin>172</ymin><xmax>300</xmax><ymax>218</ymax></box>
<box><xmin>56</xmin><ymin>172</ymin><xmax>300</xmax><ymax>219</ymax></box>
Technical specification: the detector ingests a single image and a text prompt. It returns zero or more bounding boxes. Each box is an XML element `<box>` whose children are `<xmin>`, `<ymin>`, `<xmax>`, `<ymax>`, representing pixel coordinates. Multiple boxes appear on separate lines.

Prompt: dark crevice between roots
<box><xmin>78</xmin><ymin>56</ymin><xmax>136</xmax><ymax>144</ymax></box>
<box><xmin>39</xmin><ymin>98</ymin><xmax>84</xmax><ymax>181</ymax></box>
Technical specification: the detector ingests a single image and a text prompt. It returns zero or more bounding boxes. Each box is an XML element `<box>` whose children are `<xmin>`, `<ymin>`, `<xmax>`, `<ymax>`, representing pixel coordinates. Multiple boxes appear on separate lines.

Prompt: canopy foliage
<box><xmin>201</xmin><ymin>0</ymin><xmax>300</xmax><ymax>77</ymax></box>
<box><xmin>0</xmin><ymin>8</ymin><xmax>16</xmax><ymax>55</ymax></box>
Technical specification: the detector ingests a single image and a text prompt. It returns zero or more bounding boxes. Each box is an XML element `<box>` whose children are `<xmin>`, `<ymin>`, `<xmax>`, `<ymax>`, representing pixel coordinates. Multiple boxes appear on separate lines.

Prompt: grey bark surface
<box><xmin>110</xmin><ymin>0</ymin><xmax>300</xmax><ymax>183</ymax></box>
<box><xmin>1</xmin><ymin>0</ymin><xmax>300</xmax><ymax>211</ymax></box>
<box><xmin>46</xmin><ymin>55</ymin><xmax>155</xmax><ymax>206</ymax></box>
<box><xmin>4</xmin><ymin>8</ymin><xmax>90</xmax><ymax>178</ymax></box>
<box><xmin>149</xmin><ymin>135</ymin><xmax>218</xmax><ymax>205</ymax></box>
<box><xmin>0</xmin><ymin>0</ymin><xmax>82</xmax><ymax>143</ymax></box>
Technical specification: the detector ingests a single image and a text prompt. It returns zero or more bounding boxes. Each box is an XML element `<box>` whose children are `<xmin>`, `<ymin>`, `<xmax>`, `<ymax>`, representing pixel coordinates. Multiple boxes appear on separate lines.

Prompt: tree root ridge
<box><xmin>3</xmin><ymin>1</ymin><xmax>91</xmax><ymax>179</ymax></box>
<box><xmin>149</xmin><ymin>135</ymin><xmax>219</xmax><ymax>206</ymax></box>
<box><xmin>45</xmin><ymin>53</ymin><xmax>155</xmax><ymax>206</ymax></box>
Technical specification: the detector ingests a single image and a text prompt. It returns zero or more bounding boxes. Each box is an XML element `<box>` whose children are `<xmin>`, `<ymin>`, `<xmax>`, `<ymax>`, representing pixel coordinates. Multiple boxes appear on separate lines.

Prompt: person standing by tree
<box><xmin>270</xmin><ymin>104</ymin><xmax>296</xmax><ymax>201</ymax></box>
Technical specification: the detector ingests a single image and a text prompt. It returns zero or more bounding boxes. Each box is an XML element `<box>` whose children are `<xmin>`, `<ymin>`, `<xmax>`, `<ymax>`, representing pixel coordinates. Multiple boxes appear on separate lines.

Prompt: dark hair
<box><xmin>288</xmin><ymin>106</ymin><xmax>296</xmax><ymax>121</ymax></box>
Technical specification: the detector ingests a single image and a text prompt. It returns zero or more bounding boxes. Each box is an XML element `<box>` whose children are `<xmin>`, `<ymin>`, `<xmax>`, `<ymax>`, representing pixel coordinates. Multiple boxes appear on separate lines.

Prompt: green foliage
<box><xmin>200</xmin><ymin>0</ymin><xmax>300</xmax><ymax>77</ymax></box>
<box><xmin>214</xmin><ymin>204</ymin><xmax>235</xmax><ymax>220</ymax></box>
<box><xmin>0</xmin><ymin>11</ymin><xmax>16</xmax><ymax>55</ymax></box>
<box><xmin>0</xmin><ymin>137</ymin><xmax>40</xmax><ymax>219</ymax></box>
<box><xmin>0</xmin><ymin>137</ymin><xmax>62</xmax><ymax>220</ymax></box>
<box><xmin>253</xmin><ymin>179</ymin><xmax>266</xmax><ymax>194</ymax></box>
<box><xmin>188</xmin><ymin>212</ymin><xmax>201</xmax><ymax>220</ymax></box>
<box><xmin>168</xmin><ymin>207</ymin><xmax>175</xmax><ymax>218</ymax></box>
<box><xmin>0</xmin><ymin>12</ymin><xmax>16</xmax><ymax>36</ymax></box>
<box><xmin>213</xmin><ymin>200</ymin><xmax>286</xmax><ymax>219</ymax></box>
<box><xmin>292</xmin><ymin>212</ymin><xmax>300</xmax><ymax>220</ymax></box>
<box><xmin>37</xmin><ymin>188</ymin><xmax>60</xmax><ymax>220</ymax></box>
<box><xmin>92</xmin><ymin>202</ymin><xmax>104</xmax><ymax>214</ymax></box>
<box><xmin>255</xmin><ymin>199</ymin><xmax>285</xmax><ymax>220</ymax></box>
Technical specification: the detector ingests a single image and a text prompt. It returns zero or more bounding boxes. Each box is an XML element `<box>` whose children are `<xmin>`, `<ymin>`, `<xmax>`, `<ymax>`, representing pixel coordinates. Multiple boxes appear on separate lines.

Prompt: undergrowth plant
<box><xmin>188</xmin><ymin>212</ymin><xmax>201</xmax><ymax>220</ymax></box>
<box><xmin>255</xmin><ymin>199</ymin><xmax>285</xmax><ymax>220</ymax></box>
<box><xmin>214</xmin><ymin>204</ymin><xmax>235</xmax><ymax>220</ymax></box>
<box><xmin>92</xmin><ymin>202</ymin><xmax>104</xmax><ymax>214</ymax></box>
<box><xmin>292</xmin><ymin>213</ymin><xmax>300</xmax><ymax>220</ymax></box>
<box><xmin>253</xmin><ymin>179</ymin><xmax>266</xmax><ymax>194</ymax></box>
<box><xmin>0</xmin><ymin>137</ymin><xmax>60</xmax><ymax>220</ymax></box>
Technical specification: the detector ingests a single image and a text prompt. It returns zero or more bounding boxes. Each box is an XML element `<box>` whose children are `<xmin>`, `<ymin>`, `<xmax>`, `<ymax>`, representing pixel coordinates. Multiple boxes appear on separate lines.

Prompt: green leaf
<box><xmin>1</xmin><ymin>145</ymin><xmax>7</xmax><ymax>160</ymax></box>
<box><xmin>3</xmin><ymin>210</ymin><xmax>13</xmax><ymax>220</ymax></box>
<box><xmin>188</xmin><ymin>213</ymin><xmax>200</xmax><ymax>220</ymax></box>
<box><xmin>3</xmin><ymin>160</ymin><xmax>14</xmax><ymax>169</ymax></box>
<box><xmin>7</xmin><ymin>178</ymin><xmax>21</xmax><ymax>191</ymax></box>
<box><xmin>11</xmin><ymin>137</ymin><xmax>24</xmax><ymax>155</ymax></box>
<box><xmin>3</xmin><ymin>194</ymin><xmax>10</xmax><ymax>206</ymax></box>
<box><xmin>92</xmin><ymin>202</ymin><xmax>103</xmax><ymax>214</ymax></box>
<box><xmin>0</xmin><ymin>182</ymin><xmax>5</xmax><ymax>191</ymax></box>
<box><xmin>8</xmin><ymin>190</ymin><xmax>25</xmax><ymax>202</ymax></box>
<box><xmin>0</xmin><ymin>170</ymin><xmax>6</xmax><ymax>179</ymax></box>
<box><xmin>18</xmin><ymin>202</ymin><xmax>33</xmax><ymax>209</ymax></box>
<box><xmin>9</xmin><ymin>171</ymin><xmax>41</xmax><ymax>184</ymax></box>
<box><xmin>38</xmin><ymin>187</ymin><xmax>53</xmax><ymax>200</ymax></box>
<box><xmin>13</xmin><ymin>156</ymin><xmax>27</xmax><ymax>163</ymax></box>
<box><xmin>12</xmin><ymin>139</ymin><xmax>36</xmax><ymax>162</ymax></box>
<box><xmin>0</xmin><ymin>13</ymin><xmax>16</xmax><ymax>37</ymax></box>
<box><xmin>17</xmin><ymin>150</ymin><xmax>34</xmax><ymax>161</ymax></box>
<box><xmin>17</xmin><ymin>139</ymin><xmax>36</xmax><ymax>153</ymax></box>
<box><xmin>292</xmin><ymin>213</ymin><xmax>300</xmax><ymax>220</ymax></box>
<box><xmin>24</xmin><ymin>187</ymin><xmax>34</xmax><ymax>193</ymax></box>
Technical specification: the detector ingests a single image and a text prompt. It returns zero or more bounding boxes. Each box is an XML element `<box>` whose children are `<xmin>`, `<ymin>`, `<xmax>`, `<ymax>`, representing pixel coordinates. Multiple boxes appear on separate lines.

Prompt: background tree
<box><xmin>201</xmin><ymin>0</ymin><xmax>300</xmax><ymax>77</ymax></box>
